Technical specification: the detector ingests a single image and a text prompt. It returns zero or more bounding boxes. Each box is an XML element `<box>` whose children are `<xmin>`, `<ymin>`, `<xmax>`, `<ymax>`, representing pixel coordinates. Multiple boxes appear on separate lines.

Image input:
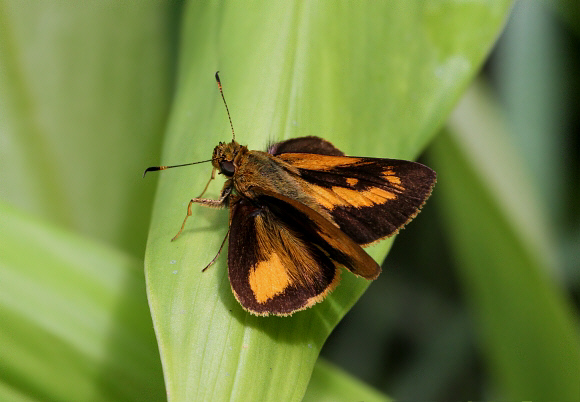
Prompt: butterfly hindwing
<box><xmin>228</xmin><ymin>196</ymin><xmax>340</xmax><ymax>316</ymax></box>
<box><xmin>227</xmin><ymin>189</ymin><xmax>381</xmax><ymax>316</ymax></box>
<box><xmin>267</xmin><ymin>136</ymin><xmax>344</xmax><ymax>156</ymax></box>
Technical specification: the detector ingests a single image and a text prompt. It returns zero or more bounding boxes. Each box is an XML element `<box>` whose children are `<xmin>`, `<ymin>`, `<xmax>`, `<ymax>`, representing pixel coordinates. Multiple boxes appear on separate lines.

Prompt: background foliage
<box><xmin>0</xmin><ymin>1</ymin><xmax>578</xmax><ymax>401</ymax></box>
<box><xmin>322</xmin><ymin>2</ymin><xmax>580</xmax><ymax>400</ymax></box>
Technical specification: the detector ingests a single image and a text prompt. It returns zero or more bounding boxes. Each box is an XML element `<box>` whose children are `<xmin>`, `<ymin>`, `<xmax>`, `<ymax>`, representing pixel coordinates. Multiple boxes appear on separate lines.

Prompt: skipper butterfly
<box><xmin>144</xmin><ymin>72</ymin><xmax>436</xmax><ymax>316</ymax></box>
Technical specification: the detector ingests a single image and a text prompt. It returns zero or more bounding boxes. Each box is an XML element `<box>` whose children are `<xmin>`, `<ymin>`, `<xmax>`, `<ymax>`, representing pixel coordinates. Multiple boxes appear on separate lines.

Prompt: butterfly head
<box><xmin>212</xmin><ymin>140</ymin><xmax>242</xmax><ymax>177</ymax></box>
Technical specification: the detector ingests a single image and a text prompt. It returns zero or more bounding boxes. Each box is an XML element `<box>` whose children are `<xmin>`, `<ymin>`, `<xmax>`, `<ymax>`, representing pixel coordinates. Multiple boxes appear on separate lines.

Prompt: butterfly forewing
<box><xmin>275</xmin><ymin>150</ymin><xmax>436</xmax><ymax>245</ymax></box>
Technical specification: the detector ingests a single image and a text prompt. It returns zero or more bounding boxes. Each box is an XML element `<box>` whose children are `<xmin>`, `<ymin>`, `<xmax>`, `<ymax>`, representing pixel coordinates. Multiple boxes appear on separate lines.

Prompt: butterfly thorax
<box><xmin>233</xmin><ymin>149</ymin><xmax>323</xmax><ymax>212</ymax></box>
<box><xmin>213</xmin><ymin>141</ymin><xmax>338</xmax><ymax>223</ymax></box>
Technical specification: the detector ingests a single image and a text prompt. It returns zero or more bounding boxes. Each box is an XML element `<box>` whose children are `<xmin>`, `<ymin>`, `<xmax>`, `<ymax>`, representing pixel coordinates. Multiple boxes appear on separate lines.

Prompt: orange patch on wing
<box><xmin>366</xmin><ymin>187</ymin><xmax>397</xmax><ymax>202</ymax></box>
<box><xmin>249</xmin><ymin>253</ymin><xmax>291</xmax><ymax>303</ymax></box>
<box><xmin>305</xmin><ymin>184</ymin><xmax>343</xmax><ymax>210</ymax></box>
<box><xmin>346</xmin><ymin>177</ymin><xmax>359</xmax><ymax>186</ymax></box>
<box><xmin>331</xmin><ymin>186</ymin><xmax>396</xmax><ymax>208</ymax></box>
<box><xmin>279</xmin><ymin>154</ymin><xmax>362</xmax><ymax>171</ymax></box>
<box><xmin>382</xmin><ymin>169</ymin><xmax>405</xmax><ymax>190</ymax></box>
<box><xmin>304</xmin><ymin>183</ymin><xmax>397</xmax><ymax>210</ymax></box>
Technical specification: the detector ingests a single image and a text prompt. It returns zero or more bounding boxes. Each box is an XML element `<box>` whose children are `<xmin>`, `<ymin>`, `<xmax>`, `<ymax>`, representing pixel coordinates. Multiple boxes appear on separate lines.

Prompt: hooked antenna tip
<box><xmin>143</xmin><ymin>166</ymin><xmax>162</xmax><ymax>178</ymax></box>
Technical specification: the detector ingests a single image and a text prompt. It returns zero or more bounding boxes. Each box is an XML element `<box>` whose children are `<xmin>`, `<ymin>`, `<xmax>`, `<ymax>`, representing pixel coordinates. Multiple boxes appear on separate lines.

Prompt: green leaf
<box><xmin>430</xmin><ymin>82</ymin><xmax>580</xmax><ymax>400</ymax></box>
<box><xmin>0</xmin><ymin>1</ymin><xmax>180</xmax><ymax>257</ymax></box>
<box><xmin>0</xmin><ymin>201</ymin><xmax>165</xmax><ymax>401</ymax></box>
<box><xmin>146</xmin><ymin>2</ymin><xmax>512</xmax><ymax>400</ymax></box>
<box><xmin>304</xmin><ymin>359</ymin><xmax>390</xmax><ymax>402</ymax></box>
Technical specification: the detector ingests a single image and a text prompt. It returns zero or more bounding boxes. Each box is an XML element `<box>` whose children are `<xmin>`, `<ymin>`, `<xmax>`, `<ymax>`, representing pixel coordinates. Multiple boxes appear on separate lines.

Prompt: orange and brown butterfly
<box><xmin>144</xmin><ymin>72</ymin><xmax>436</xmax><ymax>316</ymax></box>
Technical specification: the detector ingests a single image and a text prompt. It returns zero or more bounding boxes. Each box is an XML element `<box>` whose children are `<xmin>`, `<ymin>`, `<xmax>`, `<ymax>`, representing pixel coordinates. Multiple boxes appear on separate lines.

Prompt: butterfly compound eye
<box><xmin>220</xmin><ymin>160</ymin><xmax>235</xmax><ymax>176</ymax></box>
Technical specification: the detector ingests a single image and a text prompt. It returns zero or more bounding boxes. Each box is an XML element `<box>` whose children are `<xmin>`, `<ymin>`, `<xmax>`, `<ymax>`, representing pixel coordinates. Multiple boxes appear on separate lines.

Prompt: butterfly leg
<box><xmin>201</xmin><ymin>227</ymin><xmax>230</xmax><ymax>272</ymax></box>
<box><xmin>171</xmin><ymin>184</ymin><xmax>233</xmax><ymax>241</ymax></box>
<box><xmin>197</xmin><ymin>167</ymin><xmax>217</xmax><ymax>199</ymax></box>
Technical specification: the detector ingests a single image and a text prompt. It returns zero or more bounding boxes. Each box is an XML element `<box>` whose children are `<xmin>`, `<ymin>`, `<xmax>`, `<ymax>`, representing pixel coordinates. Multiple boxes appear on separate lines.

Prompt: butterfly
<box><xmin>144</xmin><ymin>72</ymin><xmax>436</xmax><ymax>316</ymax></box>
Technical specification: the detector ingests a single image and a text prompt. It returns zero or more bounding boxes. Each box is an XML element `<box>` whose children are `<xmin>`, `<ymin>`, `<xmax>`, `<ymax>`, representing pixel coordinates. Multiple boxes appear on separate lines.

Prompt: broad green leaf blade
<box><xmin>0</xmin><ymin>2</ymin><xmax>179</xmax><ymax>257</ymax></box>
<box><xmin>430</xmin><ymin>83</ymin><xmax>580</xmax><ymax>400</ymax></box>
<box><xmin>146</xmin><ymin>2</ymin><xmax>512</xmax><ymax>400</ymax></box>
<box><xmin>0</xmin><ymin>202</ymin><xmax>165</xmax><ymax>401</ymax></box>
<box><xmin>304</xmin><ymin>359</ymin><xmax>390</xmax><ymax>402</ymax></box>
<box><xmin>0</xmin><ymin>382</ymin><xmax>36</xmax><ymax>402</ymax></box>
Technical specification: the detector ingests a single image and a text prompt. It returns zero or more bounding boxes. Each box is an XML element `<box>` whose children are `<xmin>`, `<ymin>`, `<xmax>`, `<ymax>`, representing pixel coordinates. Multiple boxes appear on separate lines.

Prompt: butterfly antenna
<box><xmin>142</xmin><ymin>159</ymin><xmax>212</xmax><ymax>178</ymax></box>
<box><xmin>215</xmin><ymin>71</ymin><xmax>235</xmax><ymax>141</ymax></box>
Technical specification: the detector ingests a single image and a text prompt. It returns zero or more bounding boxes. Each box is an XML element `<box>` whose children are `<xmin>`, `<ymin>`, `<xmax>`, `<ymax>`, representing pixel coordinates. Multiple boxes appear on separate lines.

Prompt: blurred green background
<box><xmin>322</xmin><ymin>2</ymin><xmax>580</xmax><ymax>400</ymax></box>
<box><xmin>0</xmin><ymin>1</ymin><xmax>578</xmax><ymax>401</ymax></box>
